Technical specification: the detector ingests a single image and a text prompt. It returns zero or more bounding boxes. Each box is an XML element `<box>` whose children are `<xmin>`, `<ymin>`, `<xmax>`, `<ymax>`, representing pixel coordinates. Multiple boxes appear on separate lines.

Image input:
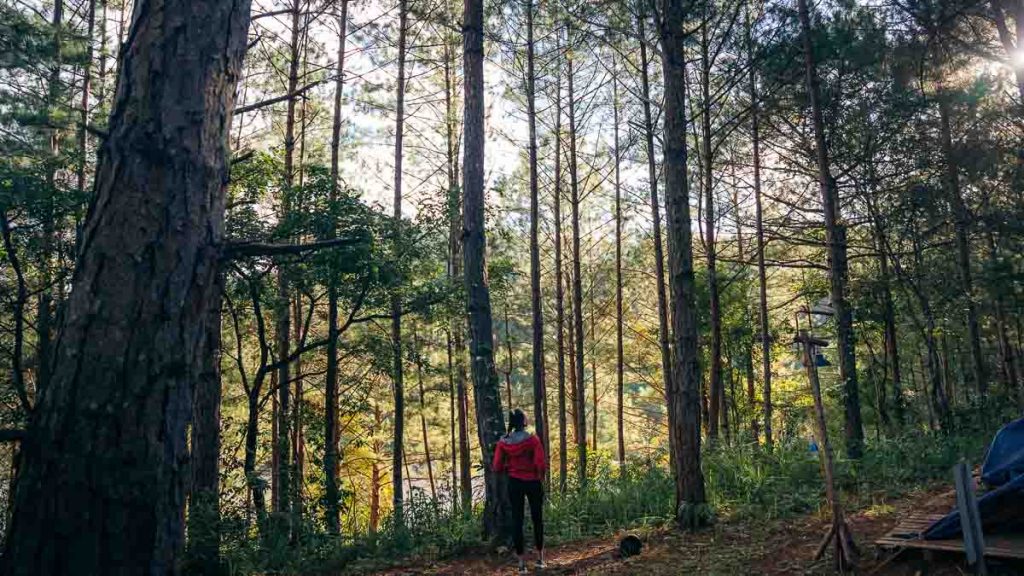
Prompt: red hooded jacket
<box><xmin>491</xmin><ymin>432</ymin><xmax>546</xmax><ymax>481</ymax></box>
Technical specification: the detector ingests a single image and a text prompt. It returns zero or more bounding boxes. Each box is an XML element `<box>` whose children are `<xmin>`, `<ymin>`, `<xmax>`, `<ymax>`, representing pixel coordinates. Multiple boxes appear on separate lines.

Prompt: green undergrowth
<box><xmin>207</xmin><ymin>412</ymin><xmax>1008</xmax><ymax>575</ymax></box>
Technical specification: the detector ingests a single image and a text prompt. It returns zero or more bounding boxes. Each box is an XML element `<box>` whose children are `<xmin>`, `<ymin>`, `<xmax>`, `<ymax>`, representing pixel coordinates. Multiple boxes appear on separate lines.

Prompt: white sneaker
<box><xmin>535</xmin><ymin>559</ymin><xmax>547</xmax><ymax>570</ymax></box>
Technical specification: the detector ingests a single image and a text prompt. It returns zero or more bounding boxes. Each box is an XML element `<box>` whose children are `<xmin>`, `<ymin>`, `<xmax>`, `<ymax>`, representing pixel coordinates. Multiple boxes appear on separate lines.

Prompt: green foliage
<box><xmin>204</xmin><ymin>417</ymin><xmax>1005</xmax><ymax>574</ymax></box>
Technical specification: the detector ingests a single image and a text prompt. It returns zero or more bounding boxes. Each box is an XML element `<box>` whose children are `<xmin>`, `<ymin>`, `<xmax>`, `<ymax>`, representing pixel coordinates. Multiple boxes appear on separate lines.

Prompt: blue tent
<box><xmin>924</xmin><ymin>417</ymin><xmax>1024</xmax><ymax>540</ymax></box>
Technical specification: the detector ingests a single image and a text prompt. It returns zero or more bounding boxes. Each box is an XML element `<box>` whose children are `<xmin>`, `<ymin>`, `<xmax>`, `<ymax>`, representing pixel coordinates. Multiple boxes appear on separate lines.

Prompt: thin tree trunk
<box><xmin>566</xmin><ymin>19</ymin><xmax>587</xmax><ymax>487</ymax></box>
<box><xmin>637</xmin><ymin>11</ymin><xmax>673</xmax><ymax>424</ymax></box>
<box><xmin>96</xmin><ymin>0</ymin><xmax>108</xmax><ymax>106</ymax></box>
<box><xmin>660</xmin><ymin>0</ymin><xmax>708</xmax><ymax>529</ymax></box>
<box><xmin>443</xmin><ymin>30</ymin><xmax>472</xmax><ymax>512</ymax></box>
<box><xmin>552</xmin><ymin>50</ymin><xmax>568</xmax><ymax>493</ymax></box>
<box><xmin>937</xmin><ymin>94</ymin><xmax>986</xmax><ymax>396</ymax></box>
<box><xmin>733</xmin><ymin>187</ymin><xmax>758</xmax><ymax>442</ymax></box>
<box><xmin>37</xmin><ymin>0</ymin><xmax>64</xmax><ymax>398</ymax></box>
<box><xmin>504</xmin><ymin>305</ymin><xmax>514</xmax><ymax>408</ymax></box>
<box><xmin>0</xmin><ymin>0</ymin><xmax>251</xmax><ymax>570</ymax></box>
<box><xmin>747</xmin><ymin>8</ymin><xmax>772</xmax><ymax>448</ymax></box>
<box><xmin>525</xmin><ymin>0</ymin><xmax>548</xmax><ymax>468</ymax></box>
<box><xmin>447</xmin><ymin>330</ymin><xmax>458</xmax><ymax>502</ymax></box>
<box><xmin>275</xmin><ymin>0</ymin><xmax>303</xmax><ymax>527</ymax></box>
<box><xmin>613</xmin><ymin>68</ymin><xmax>625</xmax><ymax>471</ymax></box>
<box><xmin>590</xmin><ymin>283</ymin><xmax>597</xmax><ymax>453</ymax></box>
<box><xmin>463</xmin><ymin>0</ymin><xmax>509</xmax><ymax>539</ymax></box>
<box><xmin>370</xmin><ymin>404</ymin><xmax>382</xmax><ymax>533</ymax></box>
<box><xmin>75</xmin><ymin>0</ymin><xmax>97</xmax><ymax>195</ymax></box>
<box><xmin>797</xmin><ymin>0</ymin><xmax>864</xmax><ymax>458</ymax></box>
<box><xmin>700</xmin><ymin>19</ymin><xmax>724</xmax><ymax>443</ymax></box>
<box><xmin>188</xmin><ymin>275</ymin><xmax>223</xmax><ymax>569</ymax></box>
<box><xmin>874</xmin><ymin>217</ymin><xmax>901</xmax><ymax>427</ymax></box>
<box><xmin>986</xmin><ymin>230</ymin><xmax>1020</xmax><ymax>401</ymax></box>
<box><xmin>391</xmin><ymin>0</ymin><xmax>408</xmax><ymax>527</ymax></box>
<box><xmin>323</xmin><ymin>0</ymin><xmax>349</xmax><ymax>534</ymax></box>
<box><xmin>413</xmin><ymin>324</ymin><xmax>437</xmax><ymax>500</ymax></box>
<box><xmin>0</xmin><ymin>213</ymin><xmax>30</xmax><ymax>414</ymax></box>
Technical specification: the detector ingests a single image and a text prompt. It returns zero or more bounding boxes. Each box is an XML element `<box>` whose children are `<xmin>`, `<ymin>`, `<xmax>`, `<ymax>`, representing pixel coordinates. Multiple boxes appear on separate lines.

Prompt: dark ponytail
<box><xmin>506</xmin><ymin>408</ymin><xmax>526</xmax><ymax>436</ymax></box>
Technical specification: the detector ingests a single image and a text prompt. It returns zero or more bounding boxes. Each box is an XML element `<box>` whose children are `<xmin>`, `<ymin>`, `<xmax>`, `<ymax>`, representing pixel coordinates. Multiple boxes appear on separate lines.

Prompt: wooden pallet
<box><xmin>876</xmin><ymin>512</ymin><xmax>1024</xmax><ymax>560</ymax></box>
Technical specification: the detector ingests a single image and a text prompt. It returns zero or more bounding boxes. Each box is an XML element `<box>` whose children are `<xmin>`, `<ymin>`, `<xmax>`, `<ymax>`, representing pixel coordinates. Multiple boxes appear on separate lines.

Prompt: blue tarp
<box><xmin>923</xmin><ymin>417</ymin><xmax>1024</xmax><ymax>540</ymax></box>
<box><xmin>981</xmin><ymin>417</ymin><xmax>1024</xmax><ymax>487</ymax></box>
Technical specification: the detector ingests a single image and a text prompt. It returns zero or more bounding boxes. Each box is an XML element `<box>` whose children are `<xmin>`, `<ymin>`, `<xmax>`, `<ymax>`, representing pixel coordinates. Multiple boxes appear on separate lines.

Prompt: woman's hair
<box><xmin>507</xmin><ymin>408</ymin><xmax>527</xmax><ymax>434</ymax></box>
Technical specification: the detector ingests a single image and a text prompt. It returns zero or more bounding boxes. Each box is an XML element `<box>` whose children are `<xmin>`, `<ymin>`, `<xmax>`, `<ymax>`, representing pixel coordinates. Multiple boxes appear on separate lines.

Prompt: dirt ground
<box><xmin>366</xmin><ymin>484</ymin><xmax>1023</xmax><ymax>575</ymax></box>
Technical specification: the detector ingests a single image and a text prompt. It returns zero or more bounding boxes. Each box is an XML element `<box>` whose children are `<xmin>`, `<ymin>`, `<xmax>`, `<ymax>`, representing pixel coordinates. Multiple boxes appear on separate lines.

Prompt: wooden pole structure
<box><xmin>795</xmin><ymin>328</ymin><xmax>858</xmax><ymax>570</ymax></box>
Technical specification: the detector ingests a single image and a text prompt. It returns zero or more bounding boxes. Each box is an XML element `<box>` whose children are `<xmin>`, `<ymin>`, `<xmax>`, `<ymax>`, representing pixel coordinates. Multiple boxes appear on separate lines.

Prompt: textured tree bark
<box><xmin>938</xmin><ymin>93</ymin><xmax>986</xmax><ymax>396</ymax></box>
<box><xmin>391</xmin><ymin>0</ymin><xmax>408</xmax><ymax>528</ymax></box>
<box><xmin>797</xmin><ymin>0</ymin><xmax>864</xmax><ymax>458</ymax></box>
<box><xmin>660</xmin><ymin>0</ymin><xmax>708</xmax><ymax>529</ymax></box>
<box><xmin>612</xmin><ymin>69</ymin><xmax>625</xmax><ymax>472</ymax></box>
<box><xmin>565</xmin><ymin>19</ymin><xmax>587</xmax><ymax>487</ymax></box>
<box><xmin>324</xmin><ymin>0</ymin><xmax>349</xmax><ymax>534</ymax></box>
<box><xmin>187</xmin><ymin>274</ymin><xmax>223</xmax><ymax>569</ymax></box>
<box><xmin>637</xmin><ymin>12</ymin><xmax>673</xmax><ymax>438</ymax></box>
<box><xmin>0</xmin><ymin>0</ymin><xmax>251</xmax><ymax>572</ymax></box>
<box><xmin>462</xmin><ymin>0</ymin><xmax>508</xmax><ymax>540</ymax></box>
<box><xmin>525</xmin><ymin>0</ymin><xmax>548</xmax><ymax>473</ymax></box>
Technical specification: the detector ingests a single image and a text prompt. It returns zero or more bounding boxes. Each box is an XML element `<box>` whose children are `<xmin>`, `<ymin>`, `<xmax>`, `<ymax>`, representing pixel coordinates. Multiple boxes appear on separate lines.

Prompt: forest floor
<box><xmin>363</xmin><ymin>483</ymin><xmax>1020</xmax><ymax>575</ymax></box>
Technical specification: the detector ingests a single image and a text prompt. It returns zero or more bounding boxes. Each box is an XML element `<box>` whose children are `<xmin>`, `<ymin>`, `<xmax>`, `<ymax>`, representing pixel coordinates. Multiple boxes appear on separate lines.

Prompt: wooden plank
<box><xmin>953</xmin><ymin>462</ymin><xmax>987</xmax><ymax>573</ymax></box>
<box><xmin>875</xmin><ymin>536</ymin><xmax>1024</xmax><ymax>560</ymax></box>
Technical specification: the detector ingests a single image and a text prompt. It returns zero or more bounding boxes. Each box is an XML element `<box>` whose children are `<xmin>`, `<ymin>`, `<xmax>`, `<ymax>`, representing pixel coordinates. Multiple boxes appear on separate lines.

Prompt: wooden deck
<box><xmin>876</xmin><ymin>512</ymin><xmax>1024</xmax><ymax>560</ymax></box>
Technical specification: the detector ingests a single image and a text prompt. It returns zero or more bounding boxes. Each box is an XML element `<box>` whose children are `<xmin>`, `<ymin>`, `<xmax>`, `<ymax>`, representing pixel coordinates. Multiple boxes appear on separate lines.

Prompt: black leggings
<box><xmin>508</xmin><ymin>477</ymin><xmax>544</xmax><ymax>555</ymax></box>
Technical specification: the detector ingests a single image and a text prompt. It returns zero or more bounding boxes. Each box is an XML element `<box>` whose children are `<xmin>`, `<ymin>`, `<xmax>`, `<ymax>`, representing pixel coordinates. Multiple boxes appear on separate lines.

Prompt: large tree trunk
<box><xmin>463</xmin><ymin>0</ymin><xmax>508</xmax><ymax>540</ymax></box>
<box><xmin>391</xmin><ymin>0</ymin><xmax>408</xmax><ymax>528</ymax></box>
<box><xmin>612</xmin><ymin>69</ymin><xmax>625</xmax><ymax>472</ymax></box>
<box><xmin>324</xmin><ymin>0</ymin><xmax>349</xmax><ymax>534</ymax></box>
<box><xmin>566</xmin><ymin>19</ymin><xmax>587</xmax><ymax>487</ymax></box>
<box><xmin>637</xmin><ymin>12</ymin><xmax>673</xmax><ymax>428</ymax></box>
<box><xmin>0</xmin><ymin>0</ymin><xmax>251</xmax><ymax>572</ymax></box>
<box><xmin>660</xmin><ymin>0</ymin><xmax>708</xmax><ymax>529</ymax></box>
<box><xmin>525</xmin><ymin>0</ymin><xmax>548</xmax><ymax>467</ymax></box>
<box><xmin>797</xmin><ymin>0</ymin><xmax>864</xmax><ymax>458</ymax></box>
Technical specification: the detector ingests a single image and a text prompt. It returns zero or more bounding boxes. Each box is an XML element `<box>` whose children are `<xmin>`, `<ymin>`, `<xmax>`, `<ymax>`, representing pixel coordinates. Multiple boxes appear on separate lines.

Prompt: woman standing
<box><xmin>492</xmin><ymin>408</ymin><xmax>547</xmax><ymax>573</ymax></box>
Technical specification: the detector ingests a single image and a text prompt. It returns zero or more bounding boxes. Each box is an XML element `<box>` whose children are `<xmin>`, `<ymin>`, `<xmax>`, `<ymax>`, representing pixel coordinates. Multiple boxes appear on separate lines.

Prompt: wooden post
<box><xmin>954</xmin><ymin>461</ymin><xmax>987</xmax><ymax>575</ymax></box>
<box><xmin>796</xmin><ymin>330</ymin><xmax>858</xmax><ymax>570</ymax></box>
